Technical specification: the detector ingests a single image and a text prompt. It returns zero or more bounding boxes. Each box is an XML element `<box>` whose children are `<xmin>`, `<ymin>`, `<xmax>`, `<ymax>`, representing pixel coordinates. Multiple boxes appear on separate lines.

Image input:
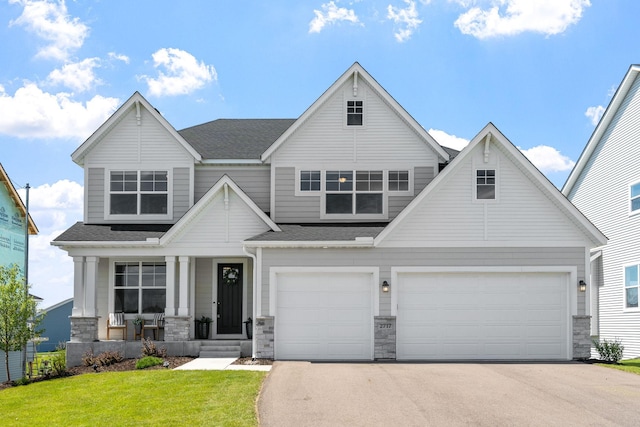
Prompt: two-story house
<box><xmin>563</xmin><ymin>64</ymin><xmax>640</xmax><ymax>359</ymax></box>
<box><xmin>54</xmin><ymin>63</ymin><xmax>605</xmax><ymax>365</ymax></box>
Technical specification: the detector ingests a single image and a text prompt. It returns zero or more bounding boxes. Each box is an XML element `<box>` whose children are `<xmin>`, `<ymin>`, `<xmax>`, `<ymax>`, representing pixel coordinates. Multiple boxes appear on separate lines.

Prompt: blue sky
<box><xmin>0</xmin><ymin>0</ymin><xmax>638</xmax><ymax>307</ymax></box>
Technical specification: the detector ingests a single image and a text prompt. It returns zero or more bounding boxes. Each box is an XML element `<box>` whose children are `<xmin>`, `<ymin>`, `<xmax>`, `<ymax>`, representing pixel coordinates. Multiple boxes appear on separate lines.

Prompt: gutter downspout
<box><xmin>243</xmin><ymin>245</ymin><xmax>258</xmax><ymax>359</ymax></box>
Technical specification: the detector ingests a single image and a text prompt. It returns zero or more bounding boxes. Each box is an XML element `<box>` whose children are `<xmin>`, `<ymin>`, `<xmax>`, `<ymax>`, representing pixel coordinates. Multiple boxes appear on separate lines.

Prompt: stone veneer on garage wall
<box><xmin>255</xmin><ymin>316</ymin><xmax>275</xmax><ymax>359</ymax></box>
<box><xmin>374</xmin><ymin>316</ymin><xmax>396</xmax><ymax>359</ymax></box>
<box><xmin>572</xmin><ymin>315</ymin><xmax>591</xmax><ymax>360</ymax></box>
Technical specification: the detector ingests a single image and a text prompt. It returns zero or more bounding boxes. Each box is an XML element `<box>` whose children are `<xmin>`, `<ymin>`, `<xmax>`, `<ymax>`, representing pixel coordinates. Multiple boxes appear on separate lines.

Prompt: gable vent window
<box><xmin>110</xmin><ymin>170</ymin><xmax>168</xmax><ymax>215</ymax></box>
<box><xmin>630</xmin><ymin>182</ymin><xmax>640</xmax><ymax>212</ymax></box>
<box><xmin>476</xmin><ymin>169</ymin><xmax>496</xmax><ymax>200</ymax></box>
<box><xmin>347</xmin><ymin>100</ymin><xmax>363</xmax><ymax>126</ymax></box>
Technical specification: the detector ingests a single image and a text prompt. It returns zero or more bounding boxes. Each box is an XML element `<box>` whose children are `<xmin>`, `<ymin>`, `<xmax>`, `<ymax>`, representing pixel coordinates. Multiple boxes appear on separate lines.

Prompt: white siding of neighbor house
<box><xmin>82</xmin><ymin>105</ymin><xmax>194</xmax><ymax>225</ymax></box>
<box><xmin>269</xmin><ymin>77</ymin><xmax>441</xmax><ymax>222</ymax></box>
<box><xmin>259</xmin><ymin>247</ymin><xmax>586</xmax><ymax>317</ymax></box>
<box><xmin>567</xmin><ymin>74</ymin><xmax>640</xmax><ymax>358</ymax></box>
<box><xmin>168</xmin><ymin>190</ymin><xmax>271</xmax><ymax>251</ymax></box>
<box><xmin>195</xmin><ymin>166</ymin><xmax>271</xmax><ymax>213</ymax></box>
<box><xmin>381</xmin><ymin>140</ymin><xmax>590</xmax><ymax>246</ymax></box>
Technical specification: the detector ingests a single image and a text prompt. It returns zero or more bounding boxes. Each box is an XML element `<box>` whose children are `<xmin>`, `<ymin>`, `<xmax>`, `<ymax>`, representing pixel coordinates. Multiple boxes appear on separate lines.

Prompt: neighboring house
<box><xmin>37</xmin><ymin>298</ymin><xmax>73</xmax><ymax>353</ymax></box>
<box><xmin>0</xmin><ymin>163</ymin><xmax>38</xmax><ymax>382</ymax></box>
<box><xmin>53</xmin><ymin>63</ymin><xmax>605</xmax><ymax>364</ymax></box>
<box><xmin>563</xmin><ymin>64</ymin><xmax>640</xmax><ymax>359</ymax></box>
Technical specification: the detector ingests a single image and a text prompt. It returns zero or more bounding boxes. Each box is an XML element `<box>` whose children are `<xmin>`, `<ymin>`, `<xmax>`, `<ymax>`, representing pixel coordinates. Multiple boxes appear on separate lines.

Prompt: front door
<box><xmin>217</xmin><ymin>263</ymin><xmax>243</xmax><ymax>335</ymax></box>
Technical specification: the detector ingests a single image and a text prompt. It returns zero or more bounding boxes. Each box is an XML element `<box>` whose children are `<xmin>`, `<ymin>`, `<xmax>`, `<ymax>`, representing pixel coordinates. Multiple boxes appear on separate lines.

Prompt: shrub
<box><xmin>82</xmin><ymin>349</ymin><xmax>124</xmax><ymax>367</ymax></box>
<box><xmin>593</xmin><ymin>338</ymin><xmax>624</xmax><ymax>363</ymax></box>
<box><xmin>50</xmin><ymin>351</ymin><xmax>66</xmax><ymax>376</ymax></box>
<box><xmin>135</xmin><ymin>356</ymin><xmax>163</xmax><ymax>370</ymax></box>
<box><xmin>141</xmin><ymin>338</ymin><xmax>167</xmax><ymax>358</ymax></box>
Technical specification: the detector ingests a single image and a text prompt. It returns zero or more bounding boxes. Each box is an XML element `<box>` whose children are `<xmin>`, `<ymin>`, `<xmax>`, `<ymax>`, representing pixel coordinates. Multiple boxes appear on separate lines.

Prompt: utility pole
<box><xmin>22</xmin><ymin>183</ymin><xmax>30</xmax><ymax>377</ymax></box>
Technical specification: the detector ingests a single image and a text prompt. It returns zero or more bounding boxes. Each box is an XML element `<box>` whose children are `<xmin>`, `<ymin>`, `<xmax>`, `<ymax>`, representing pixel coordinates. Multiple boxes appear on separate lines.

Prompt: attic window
<box><xmin>476</xmin><ymin>169</ymin><xmax>496</xmax><ymax>200</ymax></box>
<box><xmin>347</xmin><ymin>100</ymin><xmax>363</xmax><ymax>126</ymax></box>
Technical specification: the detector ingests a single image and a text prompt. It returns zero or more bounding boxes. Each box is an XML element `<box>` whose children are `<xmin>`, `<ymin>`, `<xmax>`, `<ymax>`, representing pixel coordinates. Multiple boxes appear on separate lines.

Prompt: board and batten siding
<box><xmin>567</xmin><ymin>74</ymin><xmax>640</xmax><ymax>358</ymax></box>
<box><xmin>194</xmin><ymin>166</ymin><xmax>270</xmax><ymax>213</ymax></box>
<box><xmin>86</xmin><ymin>167</ymin><xmax>192</xmax><ymax>224</ymax></box>
<box><xmin>260</xmin><ymin>247</ymin><xmax>586</xmax><ymax>317</ymax></box>
<box><xmin>381</xmin><ymin>142</ymin><xmax>590</xmax><ymax>245</ymax></box>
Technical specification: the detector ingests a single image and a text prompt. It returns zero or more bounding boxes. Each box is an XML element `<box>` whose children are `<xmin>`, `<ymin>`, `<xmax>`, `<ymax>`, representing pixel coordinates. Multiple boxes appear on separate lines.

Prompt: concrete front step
<box><xmin>200</xmin><ymin>350</ymin><xmax>240</xmax><ymax>358</ymax></box>
<box><xmin>199</xmin><ymin>341</ymin><xmax>241</xmax><ymax>358</ymax></box>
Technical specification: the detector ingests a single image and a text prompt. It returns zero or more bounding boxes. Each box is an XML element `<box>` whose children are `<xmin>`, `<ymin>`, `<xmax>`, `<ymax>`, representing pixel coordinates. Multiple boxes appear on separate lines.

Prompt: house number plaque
<box><xmin>379</xmin><ymin>323</ymin><xmax>392</xmax><ymax>329</ymax></box>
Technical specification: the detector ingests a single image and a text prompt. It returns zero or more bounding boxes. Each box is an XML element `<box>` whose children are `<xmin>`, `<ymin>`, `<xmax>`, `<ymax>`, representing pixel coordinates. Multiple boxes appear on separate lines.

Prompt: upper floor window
<box><xmin>347</xmin><ymin>100</ymin><xmax>363</xmax><ymax>126</ymax></box>
<box><xmin>110</xmin><ymin>171</ymin><xmax>168</xmax><ymax>215</ymax></box>
<box><xmin>476</xmin><ymin>169</ymin><xmax>496</xmax><ymax>200</ymax></box>
<box><xmin>300</xmin><ymin>170</ymin><xmax>321</xmax><ymax>192</ymax></box>
<box><xmin>625</xmin><ymin>264</ymin><xmax>639</xmax><ymax>309</ymax></box>
<box><xmin>325</xmin><ymin>170</ymin><xmax>382</xmax><ymax>214</ymax></box>
<box><xmin>114</xmin><ymin>262</ymin><xmax>166</xmax><ymax>314</ymax></box>
<box><xmin>630</xmin><ymin>182</ymin><xmax>640</xmax><ymax>213</ymax></box>
<box><xmin>388</xmin><ymin>171</ymin><xmax>409</xmax><ymax>191</ymax></box>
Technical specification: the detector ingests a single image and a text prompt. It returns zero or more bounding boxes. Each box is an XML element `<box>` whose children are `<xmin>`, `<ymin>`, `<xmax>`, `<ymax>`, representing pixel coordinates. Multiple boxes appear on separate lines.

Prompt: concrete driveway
<box><xmin>258</xmin><ymin>362</ymin><xmax>640</xmax><ymax>426</ymax></box>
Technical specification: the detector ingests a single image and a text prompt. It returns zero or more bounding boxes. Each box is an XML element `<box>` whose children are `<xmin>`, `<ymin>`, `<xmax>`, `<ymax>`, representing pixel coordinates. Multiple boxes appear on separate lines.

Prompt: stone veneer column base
<box><xmin>573</xmin><ymin>315</ymin><xmax>591</xmax><ymax>360</ymax></box>
<box><xmin>255</xmin><ymin>316</ymin><xmax>274</xmax><ymax>359</ymax></box>
<box><xmin>374</xmin><ymin>316</ymin><xmax>396</xmax><ymax>360</ymax></box>
<box><xmin>69</xmin><ymin>316</ymin><xmax>99</xmax><ymax>342</ymax></box>
<box><xmin>164</xmin><ymin>316</ymin><xmax>191</xmax><ymax>341</ymax></box>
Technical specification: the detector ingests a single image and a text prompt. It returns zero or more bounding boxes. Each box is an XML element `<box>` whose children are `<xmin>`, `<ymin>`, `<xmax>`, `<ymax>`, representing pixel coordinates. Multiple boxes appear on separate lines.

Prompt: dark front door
<box><xmin>217</xmin><ymin>263</ymin><xmax>243</xmax><ymax>335</ymax></box>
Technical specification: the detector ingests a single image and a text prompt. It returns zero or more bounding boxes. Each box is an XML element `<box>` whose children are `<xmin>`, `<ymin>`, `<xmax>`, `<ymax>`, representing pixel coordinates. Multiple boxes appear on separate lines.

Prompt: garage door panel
<box><xmin>275</xmin><ymin>271</ymin><xmax>373</xmax><ymax>360</ymax></box>
<box><xmin>397</xmin><ymin>271</ymin><xmax>569</xmax><ymax>360</ymax></box>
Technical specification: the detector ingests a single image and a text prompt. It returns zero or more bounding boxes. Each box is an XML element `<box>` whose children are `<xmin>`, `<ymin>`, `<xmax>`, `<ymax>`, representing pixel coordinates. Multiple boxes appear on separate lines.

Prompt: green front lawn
<box><xmin>596</xmin><ymin>358</ymin><xmax>640</xmax><ymax>375</ymax></box>
<box><xmin>1</xmin><ymin>370</ymin><xmax>266</xmax><ymax>426</ymax></box>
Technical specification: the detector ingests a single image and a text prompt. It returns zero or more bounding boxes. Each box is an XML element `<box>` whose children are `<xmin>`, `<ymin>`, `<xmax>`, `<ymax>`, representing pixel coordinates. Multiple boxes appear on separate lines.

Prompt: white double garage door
<box><xmin>272</xmin><ymin>267</ymin><xmax>573</xmax><ymax>361</ymax></box>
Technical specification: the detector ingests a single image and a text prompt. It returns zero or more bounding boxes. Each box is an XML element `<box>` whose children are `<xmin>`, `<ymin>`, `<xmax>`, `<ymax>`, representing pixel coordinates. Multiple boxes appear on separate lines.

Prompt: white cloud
<box><xmin>429</xmin><ymin>128</ymin><xmax>469</xmax><ymax>150</ymax></box>
<box><xmin>387</xmin><ymin>0</ymin><xmax>423</xmax><ymax>42</ymax></box>
<box><xmin>17</xmin><ymin>180</ymin><xmax>83</xmax><ymax>307</ymax></box>
<box><xmin>0</xmin><ymin>83</ymin><xmax>119</xmax><ymax>140</ymax></box>
<box><xmin>585</xmin><ymin>105</ymin><xmax>605</xmax><ymax>126</ymax></box>
<box><xmin>309</xmin><ymin>1</ymin><xmax>361</xmax><ymax>33</ymax></box>
<box><xmin>143</xmin><ymin>48</ymin><xmax>217</xmax><ymax>97</ymax></box>
<box><xmin>47</xmin><ymin>57</ymin><xmax>101</xmax><ymax>92</ymax></box>
<box><xmin>9</xmin><ymin>0</ymin><xmax>89</xmax><ymax>60</ymax></box>
<box><xmin>519</xmin><ymin>145</ymin><xmax>575</xmax><ymax>173</ymax></box>
<box><xmin>454</xmin><ymin>0</ymin><xmax>591</xmax><ymax>39</ymax></box>
<box><xmin>108</xmin><ymin>52</ymin><xmax>130</xmax><ymax>64</ymax></box>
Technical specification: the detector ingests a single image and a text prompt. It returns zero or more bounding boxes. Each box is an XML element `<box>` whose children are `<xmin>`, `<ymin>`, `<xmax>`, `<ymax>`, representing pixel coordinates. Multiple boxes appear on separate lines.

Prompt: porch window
<box><xmin>110</xmin><ymin>170</ymin><xmax>168</xmax><ymax>215</ymax></box>
<box><xmin>114</xmin><ymin>262</ymin><xmax>166</xmax><ymax>314</ymax></box>
<box><xmin>625</xmin><ymin>264</ymin><xmax>639</xmax><ymax>308</ymax></box>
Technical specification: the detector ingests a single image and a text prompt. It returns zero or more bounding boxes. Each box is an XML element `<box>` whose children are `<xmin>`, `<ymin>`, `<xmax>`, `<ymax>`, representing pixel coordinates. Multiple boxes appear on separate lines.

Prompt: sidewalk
<box><xmin>174</xmin><ymin>357</ymin><xmax>272</xmax><ymax>371</ymax></box>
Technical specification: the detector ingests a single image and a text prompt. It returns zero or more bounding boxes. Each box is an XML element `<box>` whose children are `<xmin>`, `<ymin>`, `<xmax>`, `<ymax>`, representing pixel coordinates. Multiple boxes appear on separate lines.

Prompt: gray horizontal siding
<box><xmin>260</xmin><ymin>247</ymin><xmax>586</xmax><ymax>317</ymax></box>
<box><xmin>173</xmin><ymin>167</ymin><xmax>190</xmax><ymax>221</ymax></box>
<box><xmin>195</xmin><ymin>166</ymin><xmax>271</xmax><ymax>213</ymax></box>
<box><xmin>274</xmin><ymin>167</ymin><xmax>320</xmax><ymax>222</ymax></box>
<box><xmin>388</xmin><ymin>166</ymin><xmax>434</xmax><ymax>218</ymax></box>
<box><xmin>0</xmin><ymin>350</ymin><xmax>23</xmax><ymax>382</ymax></box>
<box><xmin>86</xmin><ymin>167</ymin><xmax>105</xmax><ymax>224</ymax></box>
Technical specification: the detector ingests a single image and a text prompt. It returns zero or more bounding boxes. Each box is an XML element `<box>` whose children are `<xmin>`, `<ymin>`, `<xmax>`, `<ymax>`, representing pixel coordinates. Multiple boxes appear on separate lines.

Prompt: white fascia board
<box><xmin>50</xmin><ymin>240</ymin><xmax>159</xmax><ymax>249</ymax></box>
<box><xmin>200</xmin><ymin>159</ymin><xmax>263</xmax><ymax>165</ymax></box>
<box><xmin>377</xmin><ymin>240</ymin><xmax>598</xmax><ymax>248</ymax></box>
<box><xmin>563</xmin><ymin>65</ymin><xmax>640</xmax><ymax>195</ymax></box>
<box><xmin>243</xmin><ymin>238</ymin><xmax>375</xmax><ymax>249</ymax></box>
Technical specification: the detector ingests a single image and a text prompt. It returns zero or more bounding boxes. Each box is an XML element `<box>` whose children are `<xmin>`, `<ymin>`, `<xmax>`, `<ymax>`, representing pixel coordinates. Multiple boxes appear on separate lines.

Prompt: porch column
<box><xmin>72</xmin><ymin>256</ymin><xmax>85</xmax><ymax>316</ymax></box>
<box><xmin>165</xmin><ymin>256</ymin><xmax>176</xmax><ymax>316</ymax></box>
<box><xmin>84</xmin><ymin>257</ymin><xmax>99</xmax><ymax>317</ymax></box>
<box><xmin>178</xmin><ymin>256</ymin><xmax>190</xmax><ymax>316</ymax></box>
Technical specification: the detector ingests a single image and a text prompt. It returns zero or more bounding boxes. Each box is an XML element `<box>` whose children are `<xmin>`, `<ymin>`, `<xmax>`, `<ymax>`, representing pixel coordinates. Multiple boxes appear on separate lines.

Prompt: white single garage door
<box><xmin>396</xmin><ymin>271</ymin><xmax>570</xmax><ymax>360</ymax></box>
<box><xmin>274</xmin><ymin>271</ymin><xmax>374</xmax><ymax>360</ymax></box>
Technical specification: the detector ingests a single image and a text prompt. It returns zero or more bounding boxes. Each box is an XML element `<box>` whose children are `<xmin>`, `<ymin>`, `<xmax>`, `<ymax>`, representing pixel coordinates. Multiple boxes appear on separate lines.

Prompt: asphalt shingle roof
<box><xmin>178</xmin><ymin>119</ymin><xmax>296</xmax><ymax>160</ymax></box>
<box><xmin>53</xmin><ymin>222</ymin><xmax>171</xmax><ymax>242</ymax></box>
<box><xmin>247</xmin><ymin>224</ymin><xmax>386</xmax><ymax>242</ymax></box>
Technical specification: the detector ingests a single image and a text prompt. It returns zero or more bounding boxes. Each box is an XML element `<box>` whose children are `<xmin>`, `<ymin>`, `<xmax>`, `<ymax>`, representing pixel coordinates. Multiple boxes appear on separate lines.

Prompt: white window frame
<box><xmin>629</xmin><ymin>181</ymin><xmax>640</xmax><ymax>216</ymax></box>
<box><xmin>295</xmin><ymin>169</ymin><xmax>322</xmax><ymax>196</ymax></box>
<box><xmin>105</xmin><ymin>169</ymin><xmax>173</xmax><ymax>221</ymax></box>
<box><xmin>473</xmin><ymin>168</ymin><xmax>499</xmax><ymax>203</ymax></box>
<box><xmin>387</xmin><ymin>170</ymin><xmax>412</xmax><ymax>195</ymax></box>
<box><xmin>623</xmin><ymin>262</ymin><xmax>640</xmax><ymax>311</ymax></box>
<box><xmin>320</xmin><ymin>170</ymin><xmax>387</xmax><ymax>220</ymax></box>
<box><xmin>110</xmin><ymin>260</ymin><xmax>167</xmax><ymax>316</ymax></box>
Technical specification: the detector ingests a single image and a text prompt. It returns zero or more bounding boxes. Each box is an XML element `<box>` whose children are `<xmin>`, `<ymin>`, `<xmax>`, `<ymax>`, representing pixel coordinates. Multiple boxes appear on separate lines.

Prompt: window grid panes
<box><xmin>388</xmin><ymin>171</ymin><xmax>409</xmax><ymax>191</ymax></box>
<box><xmin>114</xmin><ymin>262</ymin><xmax>166</xmax><ymax>314</ymax></box>
<box><xmin>347</xmin><ymin>100</ymin><xmax>363</xmax><ymax>126</ymax></box>
<box><xmin>300</xmin><ymin>170</ymin><xmax>321</xmax><ymax>191</ymax></box>
<box><xmin>625</xmin><ymin>265</ymin><xmax>639</xmax><ymax>308</ymax></box>
<box><xmin>325</xmin><ymin>170</ymin><xmax>383</xmax><ymax>214</ymax></box>
<box><xmin>110</xmin><ymin>170</ymin><xmax>168</xmax><ymax>215</ymax></box>
<box><xmin>476</xmin><ymin>169</ymin><xmax>496</xmax><ymax>200</ymax></box>
<box><xmin>631</xmin><ymin>183</ymin><xmax>640</xmax><ymax>212</ymax></box>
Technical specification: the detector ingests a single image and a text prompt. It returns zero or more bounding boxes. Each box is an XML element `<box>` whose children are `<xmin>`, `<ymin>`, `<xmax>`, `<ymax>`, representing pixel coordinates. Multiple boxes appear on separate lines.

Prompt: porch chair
<box><xmin>142</xmin><ymin>313</ymin><xmax>165</xmax><ymax>340</ymax></box>
<box><xmin>107</xmin><ymin>312</ymin><xmax>127</xmax><ymax>340</ymax></box>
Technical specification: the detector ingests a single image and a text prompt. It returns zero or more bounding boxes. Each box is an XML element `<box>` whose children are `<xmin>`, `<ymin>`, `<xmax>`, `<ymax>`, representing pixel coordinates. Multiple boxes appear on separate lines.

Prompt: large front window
<box><xmin>110</xmin><ymin>171</ymin><xmax>168</xmax><ymax>215</ymax></box>
<box><xmin>625</xmin><ymin>265</ymin><xmax>639</xmax><ymax>308</ymax></box>
<box><xmin>325</xmin><ymin>170</ymin><xmax>383</xmax><ymax>214</ymax></box>
<box><xmin>114</xmin><ymin>262</ymin><xmax>166</xmax><ymax>314</ymax></box>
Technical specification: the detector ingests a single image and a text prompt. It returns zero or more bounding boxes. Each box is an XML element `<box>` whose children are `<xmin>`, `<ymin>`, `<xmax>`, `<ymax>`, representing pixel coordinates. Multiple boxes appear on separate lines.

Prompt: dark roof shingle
<box><xmin>53</xmin><ymin>222</ymin><xmax>171</xmax><ymax>242</ymax></box>
<box><xmin>247</xmin><ymin>224</ymin><xmax>386</xmax><ymax>242</ymax></box>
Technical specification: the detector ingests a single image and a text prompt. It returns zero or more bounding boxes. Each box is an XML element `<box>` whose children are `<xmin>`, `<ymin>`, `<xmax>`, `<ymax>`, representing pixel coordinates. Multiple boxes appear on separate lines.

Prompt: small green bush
<box><xmin>593</xmin><ymin>338</ymin><xmax>624</xmax><ymax>363</ymax></box>
<box><xmin>135</xmin><ymin>356</ymin><xmax>163</xmax><ymax>369</ymax></box>
<box><xmin>50</xmin><ymin>351</ymin><xmax>66</xmax><ymax>376</ymax></box>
